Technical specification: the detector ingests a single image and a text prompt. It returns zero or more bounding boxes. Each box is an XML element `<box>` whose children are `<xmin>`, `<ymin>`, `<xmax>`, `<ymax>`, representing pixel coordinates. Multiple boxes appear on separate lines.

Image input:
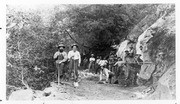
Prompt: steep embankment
<box><xmin>126</xmin><ymin>4</ymin><xmax>175</xmax><ymax>99</ymax></box>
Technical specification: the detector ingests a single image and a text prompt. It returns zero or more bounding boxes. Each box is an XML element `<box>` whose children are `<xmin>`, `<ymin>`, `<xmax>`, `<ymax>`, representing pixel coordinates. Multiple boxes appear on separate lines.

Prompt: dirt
<box><xmin>9</xmin><ymin>69</ymin><xmax>175</xmax><ymax>100</ymax></box>
<box><xmin>34</xmin><ymin>73</ymin><xmax>148</xmax><ymax>100</ymax></box>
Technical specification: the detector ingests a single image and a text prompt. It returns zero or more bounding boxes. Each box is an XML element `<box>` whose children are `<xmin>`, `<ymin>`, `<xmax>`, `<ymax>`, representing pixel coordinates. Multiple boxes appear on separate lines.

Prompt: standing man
<box><xmin>53</xmin><ymin>43</ymin><xmax>68</xmax><ymax>85</ymax></box>
<box><xmin>152</xmin><ymin>52</ymin><xmax>166</xmax><ymax>83</ymax></box>
<box><xmin>88</xmin><ymin>54</ymin><xmax>95</xmax><ymax>73</ymax></box>
<box><xmin>68</xmin><ymin>44</ymin><xmax>81</xmax><ymax>87</ymax></box>
<box><xmin>108</xmin><ymin>53</ymin><xmax>115</xmax><ymax>72</ymax></box>
<box><xmin>95</xmin><ymin>56</ymin><xmax>101</xmax><ymax>74</ymax></box>
<box><xmin>83</xmin><ymin>57</ymin><xmax>88</xmax><ymax>70</ymax></box>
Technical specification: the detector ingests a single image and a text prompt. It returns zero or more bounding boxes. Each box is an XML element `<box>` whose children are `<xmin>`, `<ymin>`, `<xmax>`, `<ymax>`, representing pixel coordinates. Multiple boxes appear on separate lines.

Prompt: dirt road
<box><xmin>10</xmin><ymin>70</ymin><xmax>174</xmax><ymax>100</ymax></box>
<box><xmin>44</xmin><ymin>74</ymin><xmax>144</xmax><ymax>100</ymax></box>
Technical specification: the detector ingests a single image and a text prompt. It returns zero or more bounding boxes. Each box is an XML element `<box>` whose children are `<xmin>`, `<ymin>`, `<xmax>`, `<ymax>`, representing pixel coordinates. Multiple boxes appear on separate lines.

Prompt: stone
<box><xmin>138</xmin><ymin>63</ymin><xmax>156</xmax><ymax>80</ymax></box>
<box><xmin>8</xmin><ymin>89</ymin><xmax>33</xmax><ymax>100</ymax></box>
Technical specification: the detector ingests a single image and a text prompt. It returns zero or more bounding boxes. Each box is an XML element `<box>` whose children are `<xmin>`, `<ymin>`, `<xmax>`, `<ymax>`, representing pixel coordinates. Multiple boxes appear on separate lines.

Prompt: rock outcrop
<box><xmin>127</xmin><ymin>4</ymin><xmax>175</xmax><ymax>100</ymax></box>
<box><xmin>8</xmin><ymin>89</ymin><xmax>34</xmax><ymax>100</ymax></box>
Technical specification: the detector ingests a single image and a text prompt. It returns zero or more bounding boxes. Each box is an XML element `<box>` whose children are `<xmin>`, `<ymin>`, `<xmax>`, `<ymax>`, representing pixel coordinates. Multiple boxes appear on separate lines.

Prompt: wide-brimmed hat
<box><xmin>71</xmin><ymin>43</ymin><xmax>78</xmax><ymax>48</ymax></box>
<box><xmin>57</xmin><ymin>43</ymin><xmax>65</xmax><ymax>48</ymax></box>
<box><xmin>158</xmin><ymin>52</ymin><xmax>165</xmax><ymax>55</ymax></box>
<box><xmin>125</xmin><ymin>50</ymin><xmax>129</xmax><ymax>53</ymax></box>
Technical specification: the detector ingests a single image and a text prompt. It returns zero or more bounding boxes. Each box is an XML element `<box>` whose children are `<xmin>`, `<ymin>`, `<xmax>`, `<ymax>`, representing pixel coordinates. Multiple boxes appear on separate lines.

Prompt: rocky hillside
<box><xmin>127</xmin><ymin>4</ymin><xmax>175</xmax><ymax>99</ymax></box>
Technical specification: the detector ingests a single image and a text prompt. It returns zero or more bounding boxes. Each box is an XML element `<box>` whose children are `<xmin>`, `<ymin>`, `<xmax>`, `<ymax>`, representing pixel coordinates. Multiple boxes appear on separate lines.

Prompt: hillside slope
<box><xmin>127</xmin><ymin>4</ymin><xmax>175</xmax><ymax>100</ymax></box>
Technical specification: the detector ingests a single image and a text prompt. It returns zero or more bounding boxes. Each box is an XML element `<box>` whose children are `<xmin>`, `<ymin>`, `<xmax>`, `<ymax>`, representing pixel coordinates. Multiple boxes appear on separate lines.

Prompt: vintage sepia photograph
<box><xmin>5</xmin><ymin>3</ymin><xmax>176</xmax><ymax>101</ymax></box>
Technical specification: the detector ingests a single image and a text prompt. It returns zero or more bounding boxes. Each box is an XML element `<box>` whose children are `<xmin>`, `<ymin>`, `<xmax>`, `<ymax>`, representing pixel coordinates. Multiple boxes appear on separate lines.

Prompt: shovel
<box><xmin>58</xmin><ymin>61</ymin><xmax>62</xmax><ymax>86</ymax></box>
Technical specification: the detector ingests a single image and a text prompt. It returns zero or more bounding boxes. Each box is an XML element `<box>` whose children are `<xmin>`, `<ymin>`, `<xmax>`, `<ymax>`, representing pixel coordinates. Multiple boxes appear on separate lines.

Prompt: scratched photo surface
<box><xmin>6</xmin><ymin>4</ymin><xmax>175</xmax><ymax>100</ymax></box>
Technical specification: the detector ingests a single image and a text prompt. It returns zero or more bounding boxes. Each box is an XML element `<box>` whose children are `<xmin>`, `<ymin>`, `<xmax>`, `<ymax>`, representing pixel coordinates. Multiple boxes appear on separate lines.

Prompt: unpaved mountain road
<box><xmin>8</xmin><ymin>72</ymin><xmax>150</xmax><ymax>101</ymax></box>
<box><xmin>43</xmin><ymin>75</ymin><xmax>145</xmax><ymax>100</ymax></box>
<box><xmin>9</xmin><ymin>72</ymin><xmax>171</xmax><ymax>101</ymax></box>
<box><xmin>10</xmin><ymin>71</ymin><xmax>170</xmax><ymax>100</ymax></box>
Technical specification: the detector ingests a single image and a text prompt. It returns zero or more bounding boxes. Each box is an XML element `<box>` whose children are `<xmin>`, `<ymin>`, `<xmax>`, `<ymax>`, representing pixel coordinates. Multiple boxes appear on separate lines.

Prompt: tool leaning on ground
<box><xmin>73</xmin><ymin>58</ymin><xmax>80</xmax><ymax>87</ymax></box>
<box><xmin>73</xmin><ymin>59</ymin><xmax>76</xmax><ymax>87</ymax></box>
<box><xmin>57</xmin><ymin>60</ymin><xmax>62</xmax><ymax>86</ymax></box>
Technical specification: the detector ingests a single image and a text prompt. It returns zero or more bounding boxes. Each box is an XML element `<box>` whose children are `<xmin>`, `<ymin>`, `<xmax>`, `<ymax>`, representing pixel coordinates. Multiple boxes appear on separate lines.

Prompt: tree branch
<box><xmin>6</xmin><ymin>84</ymin><xmax>21</xmax><ymax>90</ymax></box>
<box><xmin>21</xmin><ymin>69</ymin><xmax>30</xmax><ymax>89</ymax></box>
<box><xmin>64</xmin><ymin>29</ymin><xmax>91</xmax><ymax>49</ymax></box>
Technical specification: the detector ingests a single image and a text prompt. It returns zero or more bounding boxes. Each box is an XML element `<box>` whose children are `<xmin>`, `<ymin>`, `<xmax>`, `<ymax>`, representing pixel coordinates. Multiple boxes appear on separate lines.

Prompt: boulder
<box><xmin>144</xmin><ymin>82</ymin><xmax>172</xmax><ymax>100</ymax></box>
<box><xmin>8</xmin><ymin>89</ymin><xmax>34</xmax><ymax>100</ymax></box>
<box><xmin>116</xmin><ymin>40</ymin><xmax>129</xmax><ymax>58</ymax></box>
<box><xmin>158</xmin><ymin>64</ymin><xmax>176</xmax><ymax>99</ymax></box>
<box><xmin>137</xmin><ymin>64</ymin><xmax>175</xmax><ymax>100</ymax></box>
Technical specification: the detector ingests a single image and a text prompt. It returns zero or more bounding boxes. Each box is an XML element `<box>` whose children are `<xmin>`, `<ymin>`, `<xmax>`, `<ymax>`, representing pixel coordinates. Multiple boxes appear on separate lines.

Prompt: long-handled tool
<box><xmin>73</xmin><ymin>59</ymin><xmax>76</xmax><ymax>86</ymax></box>
<box><xmin>58</xmin><ymin>61</ymin><xmax>62</xmax><ymax>86</ymax></box>
<box><xmin>74</xmin><ymin>59</ymin><xmax>80</xmax><ymax>87</ymax></box>
<box><xmin>58</xmin><ymin>66</ymin><xmax>60</xmax><ymax>86</ymax></box>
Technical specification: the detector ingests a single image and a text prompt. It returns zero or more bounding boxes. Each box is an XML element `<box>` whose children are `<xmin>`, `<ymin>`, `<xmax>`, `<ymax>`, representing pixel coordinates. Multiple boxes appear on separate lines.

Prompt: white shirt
<box><xmin>68</xmin><ymin>50</ymin><xmax>81</xmax><ymax>64</ymax></box>
<box><xmin>53</xmin><ymin>51</ymin><xmax>67</xmax><ymax>62</ymax></box>
<box><xmin>89</xmin><ymin>57</ymin><xmax>95</xmax><ymax>62</ymax></box>
<box><xmin>99</xmin><ymin>60</ymin><xmax>108</xmax><ymax>66</ymax></box>
<box><xmin>103</xmin><ymin>68</ymin><xmax>111</xmax><ymax>74</ymax></box>
<box><xmin>96</xmin><ymin>59</ymin><xmax>101</xmax><ymax>64</ymax></box>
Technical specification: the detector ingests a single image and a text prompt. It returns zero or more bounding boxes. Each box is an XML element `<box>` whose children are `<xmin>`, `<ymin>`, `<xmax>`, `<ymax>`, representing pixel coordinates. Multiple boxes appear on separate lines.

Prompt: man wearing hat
<box><xmin>53</xmin><ymin>43</ymin><xmax>68</xmax><ymax>85</ymax></box>
<box><xmin>68</xmin><ymin>43</ymin><xmax>81</xmax><ymax>87</ymax></box>
<box><xmin>152</xmin><ymin>52</ymin><xmax>166</xmax><ymax>83</ymax></box>
<box><xmin>88</xmin><ymin>54</ymin><xmax>95</xmax><ymax>73</ymax></box>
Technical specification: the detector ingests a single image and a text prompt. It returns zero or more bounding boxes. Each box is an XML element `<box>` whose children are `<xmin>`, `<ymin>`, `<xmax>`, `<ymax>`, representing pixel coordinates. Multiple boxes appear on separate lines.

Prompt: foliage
<box><xmin>51</xmin><ymin>4</ymin><xmax>156</xmax><ymax>56</ymax></box>
<box><xmin>6</xmin><ymin>6</ymin><xmax>58</xmax><ymax>92</ymax></box>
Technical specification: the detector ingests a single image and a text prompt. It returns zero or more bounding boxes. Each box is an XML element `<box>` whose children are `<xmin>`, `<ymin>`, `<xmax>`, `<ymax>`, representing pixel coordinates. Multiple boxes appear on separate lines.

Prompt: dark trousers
<box><xmin>89</xmin><ymin>62</ymin><xmax>95</xmax><ymax>73</ymax></box>
<box><xmin>123</xmin><ymin>66</ymin><xmax>129</xmax><ymax>79</ymax></box>
<box><xmin>109</xmin><ymin>64</ymin><xmax>114</xmax><ymax>72</ymax></box>
<box><xmin>55</xmin><ymin>62</ymin><xmax>64</xmax><ymax>80</ymax></box>
<box><xmin>95</xmin><ymin>63</ymin><xmax>101</xmax><ymax>74</ymax></box>
<box><xmin>69</xmin><ymin>59</ymin><xmax>79</xmax><ymax>82</ymax></box>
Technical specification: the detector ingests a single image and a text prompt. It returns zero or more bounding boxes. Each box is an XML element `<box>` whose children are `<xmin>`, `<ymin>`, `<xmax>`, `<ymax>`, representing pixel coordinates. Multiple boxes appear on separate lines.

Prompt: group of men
<box><xmin>53</xmin><ymin>42</ymin><xmax>115</xmax><ymax>87</ymax></box>
<box><xmin>53</xmin><ymin>43</ymin><xmax>81</xmax><ymax>87</ymax></box>
<box><xmin>87</xmin><ymin>50</ymin><xmax>139</xmax><ymax>85</ymax></box>
<box><xmin>87</xmin><ymin>39</ymin><xmax>165</xmax><ymax>87</ymax></box>
<box><xmin>112</xmin><ymin>40</ymin><xmax>166</xmax><ymax>87</ymax></box>
<box><xmin>87</xmin><ymin>53</ymin><xmax>116</xmax><ymax>83</ymax></box>
<box><xmin>54</xmin><ymin>41</ymin><xmax>166</xmax><ymax>88</ymax></box>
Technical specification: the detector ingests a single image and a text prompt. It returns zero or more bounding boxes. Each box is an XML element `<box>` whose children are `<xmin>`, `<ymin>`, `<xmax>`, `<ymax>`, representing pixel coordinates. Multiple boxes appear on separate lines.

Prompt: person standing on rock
<box><xmin>68</xmin><ymin>44</ymin><xmax>81</xmax><ymax>87</ymax></box>
<box><xmin>136</xmin><ymin>44</ymin><xmax>156</xmax><ymax>86</ymax></box>
<box><xmin>53</xmin><ymin>43</ymin><xmax>68</xmax><ymax>85</ymax></box>
<box><xmin>152</xmin><ymin>52</ymin><xmax>166</xmax><ymax>83</ymax></box>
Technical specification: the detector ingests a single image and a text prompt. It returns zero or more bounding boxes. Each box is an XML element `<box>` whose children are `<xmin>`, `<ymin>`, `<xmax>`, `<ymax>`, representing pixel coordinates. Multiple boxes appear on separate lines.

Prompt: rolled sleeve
<box><xmin>53</xmin><ymin>52</ymin><xmax>58</xmax><ymax>59</ymax></box>
<box><xmin>68</xmin><ymin>51</ymin><xmax>72</xmax><ymax>59</ymax></box>
<box><xmin>78</xmin><ymin>52</ymin><xmax>81</xmax><ymax>64</ymax></box>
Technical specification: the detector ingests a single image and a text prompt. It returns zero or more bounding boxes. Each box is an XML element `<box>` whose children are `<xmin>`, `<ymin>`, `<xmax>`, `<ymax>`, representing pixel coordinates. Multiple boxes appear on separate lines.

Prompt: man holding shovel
<box><xmin>53</xmin><ymin>43</ymin><xmax>67</xmax><ymax>85</ymax></box>
<box><xmin>68</xmin><ymin>44</ymin><xmax>81</xmax><ymax>87</ymax></box>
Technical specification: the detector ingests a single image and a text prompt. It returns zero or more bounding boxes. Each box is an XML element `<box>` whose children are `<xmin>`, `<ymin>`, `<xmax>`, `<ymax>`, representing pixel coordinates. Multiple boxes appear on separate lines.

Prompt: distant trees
<box><xmin>59</xmin><ymin>4</ymin><xmax>158</xmax><ymax>56</ymax></box>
